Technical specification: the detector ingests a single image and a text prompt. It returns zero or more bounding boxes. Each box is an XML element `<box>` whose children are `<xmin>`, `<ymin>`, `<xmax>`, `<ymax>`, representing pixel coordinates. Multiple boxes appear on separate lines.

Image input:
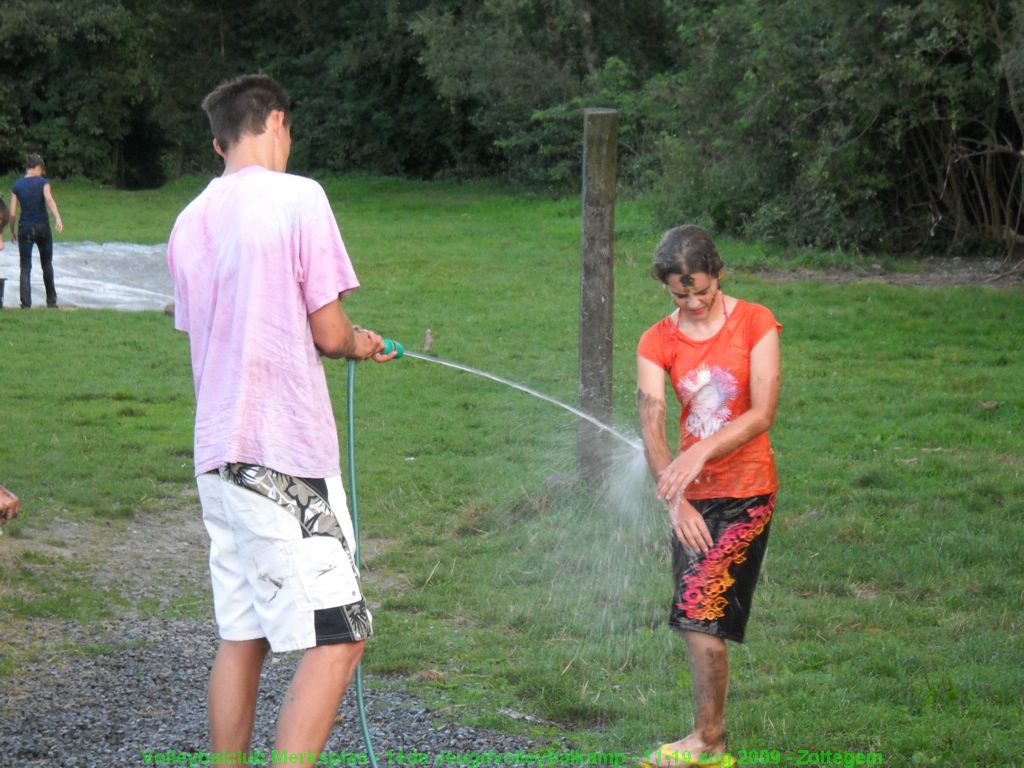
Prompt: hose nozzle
<box><xmin>382</xmin><ymin>339</ymin><xmax>404</xmax><ymax>359</ymax></box>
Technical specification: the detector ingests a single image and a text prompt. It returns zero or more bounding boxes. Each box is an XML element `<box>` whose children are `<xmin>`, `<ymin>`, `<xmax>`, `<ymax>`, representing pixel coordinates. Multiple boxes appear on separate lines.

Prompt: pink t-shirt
<box><xmin>168</xmin><ymin>166</ymin><xmax>359</xmax><ymax>478</ymax></box>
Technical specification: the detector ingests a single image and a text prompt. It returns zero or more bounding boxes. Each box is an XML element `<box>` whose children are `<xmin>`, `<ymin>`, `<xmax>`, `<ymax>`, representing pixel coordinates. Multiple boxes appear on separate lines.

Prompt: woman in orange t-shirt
<box><xmin>637</xmin><ymin>225</ymin><xmax>781</xmax><ymax>768</ymax></box>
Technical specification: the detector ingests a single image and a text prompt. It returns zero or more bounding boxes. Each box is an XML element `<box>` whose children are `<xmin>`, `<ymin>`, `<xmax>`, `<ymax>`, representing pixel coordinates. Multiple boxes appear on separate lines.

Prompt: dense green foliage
<box><xmin>1</xmin><ymin>0</ymin><xmax>1022</xmax><ymax>253</ymax></box>
<box><xmin>649</xmin><ymin>0</ymin><xmax>1024</xmax><ymax>254</ymax></box>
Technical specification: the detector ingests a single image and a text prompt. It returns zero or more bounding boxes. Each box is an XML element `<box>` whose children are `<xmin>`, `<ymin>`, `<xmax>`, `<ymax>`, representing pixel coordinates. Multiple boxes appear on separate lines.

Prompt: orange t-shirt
<box><xmin>637</xmin><ymin>300</ymin><xmax>781</xmax><ymax>499</ymax></box>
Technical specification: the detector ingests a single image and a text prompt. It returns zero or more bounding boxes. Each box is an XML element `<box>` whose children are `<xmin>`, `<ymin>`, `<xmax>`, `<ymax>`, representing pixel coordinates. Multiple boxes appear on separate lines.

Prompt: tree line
<box><xmin>1</xmin><ymin>0</ymin><xmax>1021</xmax><ymax>255</ymax></box>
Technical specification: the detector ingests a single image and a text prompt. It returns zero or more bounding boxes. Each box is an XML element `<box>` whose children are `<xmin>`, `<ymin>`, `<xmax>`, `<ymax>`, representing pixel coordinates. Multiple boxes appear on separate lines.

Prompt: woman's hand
<box><xmin>656</xmin><ymin>442</ymin><xmax>710</xmax><ymax>503</ymax></box>
<box><xmin>668</xmin><ymin>495</ymin><xmax>713</xmax><ymax>553</ymax></box>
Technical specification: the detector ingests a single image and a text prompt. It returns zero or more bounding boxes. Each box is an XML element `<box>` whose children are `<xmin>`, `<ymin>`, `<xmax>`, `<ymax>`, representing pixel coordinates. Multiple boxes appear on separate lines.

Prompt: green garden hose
<box><xmin>346</xmin><ymin>358</ymin><xmax>379</xmax><ymax>768</ymax></box>
<box><xmin>346</xmin><ymin>339</ymin><xmax>403</xmax><ymax>768</ymax></box>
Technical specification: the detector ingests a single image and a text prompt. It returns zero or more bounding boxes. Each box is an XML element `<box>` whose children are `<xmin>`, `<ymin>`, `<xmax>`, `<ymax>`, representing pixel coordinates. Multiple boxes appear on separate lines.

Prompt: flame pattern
<box><xmin>674</xmin><ymin>496</ymin><xmax>774</xmax><ymax>627</ymax></box>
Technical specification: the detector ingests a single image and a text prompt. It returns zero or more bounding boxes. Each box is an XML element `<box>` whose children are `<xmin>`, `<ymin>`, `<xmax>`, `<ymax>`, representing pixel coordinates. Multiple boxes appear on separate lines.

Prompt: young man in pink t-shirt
<box><xmin>168</xmin><ymin>74</ymin><xmax>394</xmax><ymax>766</ymax></box>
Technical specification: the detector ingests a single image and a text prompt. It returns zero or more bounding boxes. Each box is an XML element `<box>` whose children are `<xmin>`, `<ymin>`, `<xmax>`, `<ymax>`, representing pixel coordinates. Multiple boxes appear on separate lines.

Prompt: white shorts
<box><xmin>197</xmin><ymin>464</ymin><xmax>372</xmax><ymax>653</ymax></box>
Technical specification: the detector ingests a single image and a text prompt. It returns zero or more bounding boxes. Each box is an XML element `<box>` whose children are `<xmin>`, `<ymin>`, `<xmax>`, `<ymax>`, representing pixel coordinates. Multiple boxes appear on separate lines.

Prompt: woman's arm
<box><xmin>637</xmin><ymin>355</ymin><xmax>673</xmax><ymax>480</ymax></box>
<box><xmin>43</xmin><ymin>184</ymin><xmax>63</xmax><ymax>233</ymax></box>
<box><xmin>655</xmin><ymin>328</ymin><xmax>781</xmax><ymax>503</ymax></box>
<box><xmin>8</xmin><ymin>193</ymin><xmax>18</xmax><ymax>236</ymax></box>
<box><xmin>638</xmin><ymin>355</ymin><xmax>715</xmax><ymax>551</ymax></box>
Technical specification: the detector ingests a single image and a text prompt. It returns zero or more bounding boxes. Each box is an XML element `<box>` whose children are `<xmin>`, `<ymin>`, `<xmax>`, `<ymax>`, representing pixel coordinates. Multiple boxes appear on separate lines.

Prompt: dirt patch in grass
<box><xmin>753</xmin><ymin>255</ymin><xmax>1024</xmax><ymax>287</ymax></box>
<box><xmin>0</xmin><ymin>491</ymin><xmax>401</xmax><ymax>662</ymax></box>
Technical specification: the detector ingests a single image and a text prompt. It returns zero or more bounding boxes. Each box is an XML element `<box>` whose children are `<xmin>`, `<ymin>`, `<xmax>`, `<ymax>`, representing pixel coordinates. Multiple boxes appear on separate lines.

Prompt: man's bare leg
<box><xmin>209</xmin><ymin>638</ymin><xmax>271</xmax><ymax>767</ymax></box>
<box><xmin>645</xmin><ymin>631</ymin><xmax>729</xmax><ymax>765</ymax></box>
<box><xmin>273</xmin><ymin>640</ymin><xmax>366</xmax><ymax>766</ymax></box>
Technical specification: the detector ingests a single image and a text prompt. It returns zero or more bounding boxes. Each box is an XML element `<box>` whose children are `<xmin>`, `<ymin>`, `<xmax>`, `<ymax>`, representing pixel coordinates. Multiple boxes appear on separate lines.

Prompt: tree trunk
<box><xmin>173</xmin><ymin>143</ymin><xmax>185</xmax><ymax>180</ymax></box>
<box><xmin>111</xmin><ymin>140</ymin><xmax>126</xmax><ymax>190</ymax></box>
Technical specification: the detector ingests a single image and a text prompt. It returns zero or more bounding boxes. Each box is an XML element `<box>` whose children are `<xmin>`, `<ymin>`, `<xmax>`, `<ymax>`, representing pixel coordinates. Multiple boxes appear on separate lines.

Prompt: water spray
<box><xmin>402</xmin><ymin>350</ymin><xmax>642</xmax><ymax>452</ymax></box>
<box><xmin>345</xmin><ymin>337</ymin><xmax>641</xmax><ymax>766</ymax></box>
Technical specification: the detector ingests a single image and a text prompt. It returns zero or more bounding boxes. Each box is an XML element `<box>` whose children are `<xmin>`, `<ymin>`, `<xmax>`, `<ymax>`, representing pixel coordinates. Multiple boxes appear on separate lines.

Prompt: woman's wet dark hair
<box><xmin>651</xmin><ymin>225</ymin><xmax>724</xmax><ymax>286</ymax></box>
<box><xmin>24</xmin><ymin>153</ymin><xmax>45</xmax><ymax>172</ymax></box>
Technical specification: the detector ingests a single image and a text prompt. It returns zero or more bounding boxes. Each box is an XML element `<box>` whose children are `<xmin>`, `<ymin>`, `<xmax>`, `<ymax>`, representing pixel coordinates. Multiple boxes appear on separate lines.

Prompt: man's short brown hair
<box><xmin>201</xmin><ymin>74</ymin><xmax>292</xmax><ymax>153</ymax></box>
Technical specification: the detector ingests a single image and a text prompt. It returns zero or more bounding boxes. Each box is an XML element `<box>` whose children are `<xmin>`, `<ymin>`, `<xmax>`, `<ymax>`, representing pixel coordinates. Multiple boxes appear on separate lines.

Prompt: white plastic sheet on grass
<box><xmin>1</xmin><ymin>241</ymin><xmax>172</xmax><ymax>311</ymax></box>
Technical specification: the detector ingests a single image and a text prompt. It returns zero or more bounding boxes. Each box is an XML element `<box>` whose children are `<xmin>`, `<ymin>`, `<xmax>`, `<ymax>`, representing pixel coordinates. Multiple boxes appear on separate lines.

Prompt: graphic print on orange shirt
<box><xmin>676</xmin><ymin>363</ymin><xmax>740</xmax><ymax>439</ymax></box>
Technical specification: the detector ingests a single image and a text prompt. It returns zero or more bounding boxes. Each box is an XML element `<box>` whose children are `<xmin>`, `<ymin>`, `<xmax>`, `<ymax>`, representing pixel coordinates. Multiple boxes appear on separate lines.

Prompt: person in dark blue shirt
<box><xmin>9</xmin><ymin>153</ymin><xmax>64</xmax><ymax>308</ymax></box>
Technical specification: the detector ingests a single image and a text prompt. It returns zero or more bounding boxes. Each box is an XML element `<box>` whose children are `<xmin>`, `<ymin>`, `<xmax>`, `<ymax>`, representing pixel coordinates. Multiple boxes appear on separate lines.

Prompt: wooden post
<box><xmin>577</xmin><ymin>108</ymin><xmax>618</xmax><ymax>484</ymax></box>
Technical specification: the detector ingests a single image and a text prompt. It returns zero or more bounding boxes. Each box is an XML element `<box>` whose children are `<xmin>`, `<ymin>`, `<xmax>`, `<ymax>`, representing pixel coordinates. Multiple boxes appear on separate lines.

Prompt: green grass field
<box><xmin>1</xmin><ymin>176</ymin><xmax>1022</xmax><ymax>766</ymax></box>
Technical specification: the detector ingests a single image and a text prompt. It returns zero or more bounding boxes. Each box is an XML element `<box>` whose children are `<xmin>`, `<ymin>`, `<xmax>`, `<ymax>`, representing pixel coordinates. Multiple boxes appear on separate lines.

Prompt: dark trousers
<box><xmin>18</xmin><ymin>223</ymin><xmax>56</xmax><ymax>308</ymax></box>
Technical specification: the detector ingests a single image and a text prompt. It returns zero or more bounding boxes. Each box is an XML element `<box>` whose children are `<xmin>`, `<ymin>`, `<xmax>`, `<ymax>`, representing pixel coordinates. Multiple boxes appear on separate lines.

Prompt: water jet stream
<box><xmin>403</xmin><ymin>350</ymin><xmax>644</xmax><ymax>452</ymax></box>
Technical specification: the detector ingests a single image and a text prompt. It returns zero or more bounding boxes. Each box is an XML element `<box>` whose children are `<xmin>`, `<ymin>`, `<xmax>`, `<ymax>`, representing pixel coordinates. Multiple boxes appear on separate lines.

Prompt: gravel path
<box><xmin>0</xmin><ymin>505</ymin><xmax>567</xmax><ymax>767</ymax></box>
<box><xmin>0</xmin><ymin>616</ymin><xmax>559</xmax><ymax>767</ymax></box>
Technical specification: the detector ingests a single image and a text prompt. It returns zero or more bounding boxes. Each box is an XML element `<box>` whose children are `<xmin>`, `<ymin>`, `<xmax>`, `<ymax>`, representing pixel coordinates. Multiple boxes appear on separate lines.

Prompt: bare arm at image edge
<box><xmin>8</xmin><ymin>193</ymin><xmax>18</xmax><ymax>236</ymax></box>
<box><xmin>0</xmin><ymin>485</ymin><xmax>20</xmax><ymax>523</ymax></box>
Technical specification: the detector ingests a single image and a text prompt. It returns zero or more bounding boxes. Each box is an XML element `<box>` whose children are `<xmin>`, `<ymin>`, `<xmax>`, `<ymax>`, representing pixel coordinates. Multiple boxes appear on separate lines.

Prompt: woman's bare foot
<box><xmin>640</xmin><ymin>733</ymin><xmax>730</xmax><ymax>766</ymax></box>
